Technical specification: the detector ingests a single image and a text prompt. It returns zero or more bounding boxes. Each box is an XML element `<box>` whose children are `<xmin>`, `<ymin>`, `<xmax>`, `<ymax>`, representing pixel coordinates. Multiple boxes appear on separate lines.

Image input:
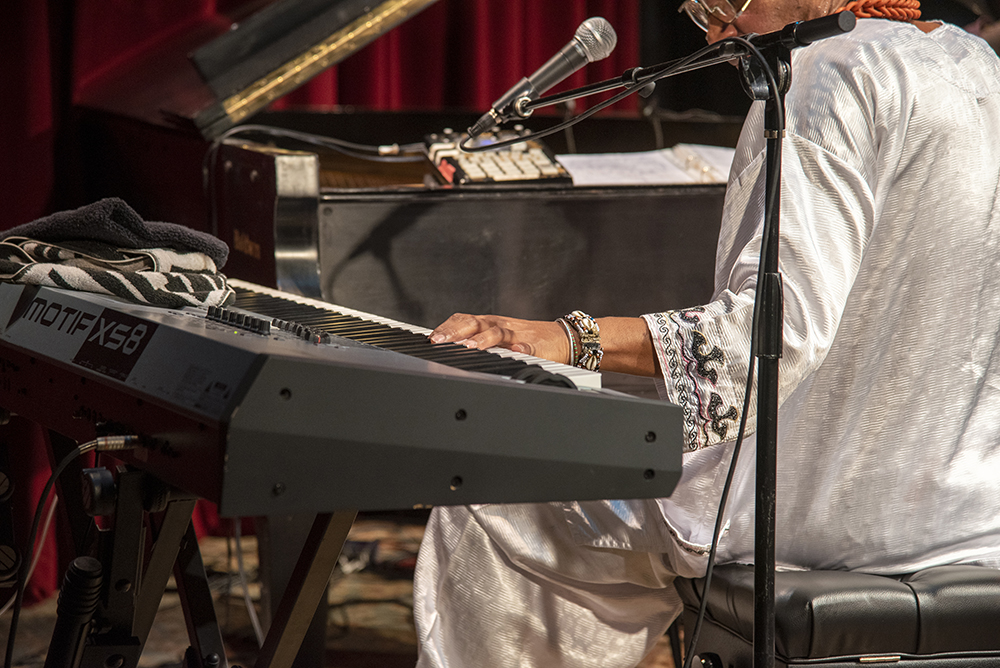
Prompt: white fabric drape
<box><xmin>415</xmin><ymin>20</ymin><xmax>1000</xmax><ymax>668</ymax></box>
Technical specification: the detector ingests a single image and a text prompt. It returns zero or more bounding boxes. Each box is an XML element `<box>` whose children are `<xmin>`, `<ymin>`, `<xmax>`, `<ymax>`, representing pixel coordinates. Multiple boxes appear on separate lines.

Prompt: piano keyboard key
<box><xmin>226</xmin><ymin>279</ymin><xmax>601</xmax><ymax>389</ymax></box>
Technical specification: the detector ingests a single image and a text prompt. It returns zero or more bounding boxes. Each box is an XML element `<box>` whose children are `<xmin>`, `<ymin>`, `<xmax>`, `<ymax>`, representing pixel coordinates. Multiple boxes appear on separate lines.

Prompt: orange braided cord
<box><xmin>835</xmin><ymin>0</ymin><xmax>921</xmax><ymax>20</ymax></box>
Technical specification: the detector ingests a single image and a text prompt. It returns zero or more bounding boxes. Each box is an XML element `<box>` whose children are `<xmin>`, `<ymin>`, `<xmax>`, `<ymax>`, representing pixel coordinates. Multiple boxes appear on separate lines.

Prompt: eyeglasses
<box><xmin>678</xmin><ymin>0</ymin><xmax>754</xmax><ymax>31</ymax></box>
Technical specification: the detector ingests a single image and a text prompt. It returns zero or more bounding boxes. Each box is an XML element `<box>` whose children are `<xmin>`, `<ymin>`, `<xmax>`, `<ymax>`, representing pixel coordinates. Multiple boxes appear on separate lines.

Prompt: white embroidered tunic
<box><xmin>415</xmin><ymin>20</ymin><xmax>1000</xmax><ymax>668</ymax></box>
<box><xmin>641</xmin><ymin>19</ymin><xmax>1000</xmax><ymax>575</ymax></box>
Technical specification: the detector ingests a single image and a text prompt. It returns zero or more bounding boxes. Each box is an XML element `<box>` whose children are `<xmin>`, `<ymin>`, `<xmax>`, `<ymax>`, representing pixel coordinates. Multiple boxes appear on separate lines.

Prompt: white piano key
<box><xmin>227</xmin><ymin>279</ymin><xmax>602</xmax><ymax>389</ymax></box>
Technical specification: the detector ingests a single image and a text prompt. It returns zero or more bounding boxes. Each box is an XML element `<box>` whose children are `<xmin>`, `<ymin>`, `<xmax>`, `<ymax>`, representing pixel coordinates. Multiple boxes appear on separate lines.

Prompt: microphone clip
<box><xmin>738</xmin><ymin>41</ymin><xmax>793</xmax><ymax>100</ymax></box>
<box><xmin>468</xmin><ymin>77</ymin><xmax>536</xmax><ymax>137</ymax></box>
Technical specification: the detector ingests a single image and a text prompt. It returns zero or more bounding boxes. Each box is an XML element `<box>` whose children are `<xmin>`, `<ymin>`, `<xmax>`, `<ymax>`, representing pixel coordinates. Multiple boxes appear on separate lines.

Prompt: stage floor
<box><xmin>5</xmin><ymin>515</ymin><xmax>678</xmax><ymax>667</ymax></box>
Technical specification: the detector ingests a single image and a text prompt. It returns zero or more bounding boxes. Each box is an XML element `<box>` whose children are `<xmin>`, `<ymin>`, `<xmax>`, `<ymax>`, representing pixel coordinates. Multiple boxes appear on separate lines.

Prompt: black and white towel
<box><xmin>0</xmin><ymin>199</ymin><xmax>235</xmax><ymax>309</ymax></box>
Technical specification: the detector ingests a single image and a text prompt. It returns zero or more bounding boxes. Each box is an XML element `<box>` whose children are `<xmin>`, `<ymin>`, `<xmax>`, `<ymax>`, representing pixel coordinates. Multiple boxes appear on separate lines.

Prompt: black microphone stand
<box><xmin>723</xmin><ymin>14</ymin><xmax>855</xmax><ymax>664</ymax></box>
<box><xmin>468</xmin><ymin>12</ymin><xmax>855</xmax><ymax>668</ymax></box>
<box><xmin>743</xmin><ymin>41</ymin><xmax>791</xmax><ymax>668</ymax></box>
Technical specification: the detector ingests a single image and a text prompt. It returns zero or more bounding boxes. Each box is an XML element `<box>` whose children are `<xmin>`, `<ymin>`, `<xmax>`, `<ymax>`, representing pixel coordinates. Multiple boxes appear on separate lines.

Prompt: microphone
<box><xmin>747</xmin><ymin>10</ymin><xmax>856</xmax><ymax>51</ymax></box>
<box><xmin>468</xmin><ymin>17</ymin><xmax>618</xmax><ymax>137</ymax></box>
<box><xmin>43</xmin><ymin>556</ymin><xmax>103</xmax><ymax>668</ymax></box>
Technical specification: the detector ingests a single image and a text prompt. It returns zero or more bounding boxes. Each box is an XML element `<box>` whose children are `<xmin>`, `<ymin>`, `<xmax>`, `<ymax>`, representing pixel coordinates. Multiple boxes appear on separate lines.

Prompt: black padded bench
<box><xmin>676</xmin><ymin>564</ymin><xmax>1000</xmax><ymax>667</ymax></box>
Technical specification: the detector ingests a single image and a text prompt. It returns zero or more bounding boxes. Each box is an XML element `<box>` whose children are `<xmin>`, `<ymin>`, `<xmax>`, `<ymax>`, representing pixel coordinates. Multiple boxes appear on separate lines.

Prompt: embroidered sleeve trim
<box><xmin>644</xmin><ymin>310</ymin><xmax>741</xmax><ymax>451</ymax></box>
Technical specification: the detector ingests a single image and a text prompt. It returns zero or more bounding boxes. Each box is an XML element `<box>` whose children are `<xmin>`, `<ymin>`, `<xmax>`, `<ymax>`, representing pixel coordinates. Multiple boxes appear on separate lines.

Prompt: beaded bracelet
<box><xmin>562</xmin><ymin>310</ymin><xmax>603</xmax><ymax>371</ymax></box>
<box><xmin>555</xmin><ymin>317</ymin><xmax>578</xmax><ymax>367</ymax></box>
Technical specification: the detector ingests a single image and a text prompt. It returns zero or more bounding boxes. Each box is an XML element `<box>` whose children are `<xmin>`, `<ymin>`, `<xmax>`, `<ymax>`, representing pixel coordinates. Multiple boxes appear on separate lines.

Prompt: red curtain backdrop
<box><xmin>270</xmin><ymin>0</ymin><xmax>640</xmax><ymax>113</ymax></box>
<box><xmin>0</xmin><ymin>0</ymin><xmax>640</xmax><ymax>605</ymax></box>
<box><xmin>3</xmin><ymin>0</ymin><xmax>640</xmax><ymax>229</ymax></box>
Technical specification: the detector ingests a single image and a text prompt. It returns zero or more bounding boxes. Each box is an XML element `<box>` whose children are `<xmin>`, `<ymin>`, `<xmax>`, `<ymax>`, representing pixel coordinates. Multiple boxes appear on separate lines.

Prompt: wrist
<box><xmin>555</xmin><ymin>317</ymin><xmax>580</xmax><ymax>366</ymax></box>
<box><xmin>561</xmin><ymin>310</ymin><xmax>603</xmax><ymax>371</ymax></box>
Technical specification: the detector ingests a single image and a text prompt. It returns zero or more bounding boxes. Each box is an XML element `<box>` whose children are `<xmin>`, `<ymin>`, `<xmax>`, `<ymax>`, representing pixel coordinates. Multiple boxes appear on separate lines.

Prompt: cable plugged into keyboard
<box><xmin>426</xmin><ymin>129</ymin><xmax>573</xmax><ymax>187</ymax></box>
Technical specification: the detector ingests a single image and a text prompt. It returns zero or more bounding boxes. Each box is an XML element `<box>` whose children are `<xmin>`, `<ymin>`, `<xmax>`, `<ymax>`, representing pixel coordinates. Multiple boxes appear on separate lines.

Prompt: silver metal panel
<box><xmin>224</xmin><ymin>353</ymin><xmax>683</xmax><ymax>515</ymax></box>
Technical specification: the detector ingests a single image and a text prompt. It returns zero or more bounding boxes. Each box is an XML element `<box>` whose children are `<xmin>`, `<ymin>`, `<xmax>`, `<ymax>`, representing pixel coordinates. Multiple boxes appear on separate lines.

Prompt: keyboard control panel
<box><xmin>426</xmin><ymin>129</ymin><xmax>573</xmax><ymax>187</ymax></box>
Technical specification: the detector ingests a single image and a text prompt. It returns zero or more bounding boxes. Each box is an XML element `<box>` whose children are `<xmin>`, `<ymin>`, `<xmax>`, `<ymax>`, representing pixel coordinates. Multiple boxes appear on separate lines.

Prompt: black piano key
<box><xmin>319</xmin><ymin>320</ymin><xmax>393</xmax><ymax>333</ymax></box>
<box><xmin>284</xmin><ymin>313</ymin><xmax>364</xmax><ymax>327</ymax></box>
<box><xmin>402</xmin><ymin>355</ymin><xmax>523</xmax><ymax>373</ymax></box>
<box><xmin>340</xmin><ymin>329</ymin><xmax>427</xmax><ymax>344</ymax></box>
<box><xmin>233</xmin><ymin>289</ymin><xmax>540</xmax><ymax>378</ymax></box>
<box><xmin>309</xmin><ymin>319</ymin><xmax>422</xmax><ymax>341</ymax></box>
<box><xmin>437</xmin><ymin>358</ymin><xmax>530</xmax><ymax>373</ymax></box>
<box><xmin>399</xmin><ymin>347</ymin><xmax>531</xmax><ymax>373</ymax></box>
<box><xmin>234</xmin><ymin>293</ymin><xmax>290</xmax><ymax>309</ymax></box>
<box><xmin>351</xmin><ymin>332</ymin><xmax>429</xmax><ymax>346</ymax></box>
<box><xmin>341</xmin><ymin>334</ymin><xmax>421</xmax><ymax>346</ymax></box>
<box><xmin>296</xmin><ymin>317</ymin><xmax>420</xmax><ymax>344</ymax></box>
<box><xmin>239</xmin><ymin>302</ymin><xmax>316</xmax><ymax>318</ymax></box>
<box><xmin>235</xmin><ymin>297</ymin><xmax>360</xmax><ymax>326</ymax></box>
<box><xmin>286</xmin><ymin>311</ymin><xmax>380</xmax><ymax>329</ymax></box>
<box><xmin>237</xmin><ymin>295</ymin><xmax>398</xmax><ymax>335</ymax></box>
<box><xmin>379</xmin><ymin>342</ymin><xmax>489</xmax><ymax>360</ymax></box>
<box><xmin>237</xmin><ymin>293</ymin><xmax>414</xmax><ymax>340</ymax></box>
<box><xmin>335</xmin><ymin>331</ymin><xmax>529</xmax><ymax>372</ymax></box>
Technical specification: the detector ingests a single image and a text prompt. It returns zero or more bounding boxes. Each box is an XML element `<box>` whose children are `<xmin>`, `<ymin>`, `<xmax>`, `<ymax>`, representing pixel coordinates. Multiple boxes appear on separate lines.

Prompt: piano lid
<box><xmin>76</xmin><ymin>0</ymin><xmax>439</xmax><ymax>140</ymax></box>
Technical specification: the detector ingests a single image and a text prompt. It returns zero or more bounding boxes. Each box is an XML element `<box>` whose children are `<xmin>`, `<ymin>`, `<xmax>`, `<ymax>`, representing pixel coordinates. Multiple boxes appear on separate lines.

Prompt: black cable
<box><xmin>459</xmin><ymin>41</ymin><xmax>729</xmax><ymax>153</ymax></box>
<box><xmin>210</xmin><ymin>123</ymin><xmax>427</xmax><ymax>163</ymax></box>
<box><xmin>4</xmin><ymin>446</ymin><xmax>85</xmax><ymax>668</ymax></box>
<box><xmin>680</xmin><ymin>348</ymin><xmax>756</xmax><ymax>668</ymax></box>
<box><xmin>3</xmin><ymin>435</ymin><xmax>140</xmax><ymax>668</ymax></box>
<box><xmin>681</xmin><ymin>35</ymin><xmax>783</xmax><ymax>668</ymax></box>
<box><xmin>459</xmin><ymin>77</ymin><xmax>646</xmax><ymax>153</ymax></box>
<box><xmin>201</xmin><ymin>123</ymin><xmax>428</xmax><ymax>238</ymax></box>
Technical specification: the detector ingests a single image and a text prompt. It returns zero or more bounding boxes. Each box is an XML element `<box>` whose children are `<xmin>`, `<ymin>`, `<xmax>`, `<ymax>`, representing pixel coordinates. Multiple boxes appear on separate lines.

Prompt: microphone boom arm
<box><xmin>521</xmin><ymin>42</ymin><xmax>742</xmax><ymax>115</ymax></box>
<box><xmin>511</xmin><ymin>12</ymin><xmax>856</xmax><ymax>123</ymax></box>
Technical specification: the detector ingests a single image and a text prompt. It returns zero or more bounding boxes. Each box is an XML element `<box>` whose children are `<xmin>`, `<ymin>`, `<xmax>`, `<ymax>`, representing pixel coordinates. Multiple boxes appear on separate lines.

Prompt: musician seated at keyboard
<box><xmin>411</xmin><ymin>0</ymin><xmax>1000</xmax><ymax>666</ymax></box>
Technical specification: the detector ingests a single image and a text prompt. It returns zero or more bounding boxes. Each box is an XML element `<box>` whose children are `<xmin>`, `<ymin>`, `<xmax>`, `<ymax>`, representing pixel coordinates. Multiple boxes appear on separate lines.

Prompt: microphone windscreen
<box><xmin>576</xmin><ymin>17</ymin><xmax>618</xmax><ymax>62</ymax></box>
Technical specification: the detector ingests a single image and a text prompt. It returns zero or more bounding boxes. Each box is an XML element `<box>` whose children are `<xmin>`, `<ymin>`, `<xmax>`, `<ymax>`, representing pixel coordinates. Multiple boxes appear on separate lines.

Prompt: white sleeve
<box><xmin>644</xmin><ymin>132</ymin><xmax>876</xmax><ymax>452</ymax></box>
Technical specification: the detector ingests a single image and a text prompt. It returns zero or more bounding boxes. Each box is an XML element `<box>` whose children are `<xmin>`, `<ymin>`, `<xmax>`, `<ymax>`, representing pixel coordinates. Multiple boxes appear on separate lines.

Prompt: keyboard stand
<box><xmin>39</xmin><ymin>431</ymin><xmax>354</xmax><ymax>668</ymax></box>
<box><xmin>255</xmin><ymin>515</ymin><xmax>331</xmax><ymax>668</ymax></box>
<box><xmin>40</xmin><ymin>459</ymin><xmax>227</xmax><ymax>668</ymax></box>
<box><xmin>253</xmin><ymin>512</ymin><xmax>357</xmax><ymax>668</ymax></box>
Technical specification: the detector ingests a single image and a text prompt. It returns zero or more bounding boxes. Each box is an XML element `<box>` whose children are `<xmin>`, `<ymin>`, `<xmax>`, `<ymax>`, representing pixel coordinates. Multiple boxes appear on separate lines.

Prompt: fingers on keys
<box><xmin>430</xmin><ymin>313</ymin><xmax>492</xmax><ymax>346</ymax></box>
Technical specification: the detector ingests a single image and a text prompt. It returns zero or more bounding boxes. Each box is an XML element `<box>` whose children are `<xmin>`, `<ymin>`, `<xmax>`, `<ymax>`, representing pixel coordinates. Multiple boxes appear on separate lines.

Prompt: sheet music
<box><xmin>556</xmin><ymin>144</ymin><xmax>734</xmax><ymax>187</ymax></box>
<box><xmin>679</xmin><ymin>143</ymin><xmax>736</xmax><ymax>180</ymax></box>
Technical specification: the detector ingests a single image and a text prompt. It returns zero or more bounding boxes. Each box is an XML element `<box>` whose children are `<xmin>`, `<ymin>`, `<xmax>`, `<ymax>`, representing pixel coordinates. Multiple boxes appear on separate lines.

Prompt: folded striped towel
<box><xmin>1</xmin><ymin>199</ymin><xmax>234</xmax><ymax>309</ymax></box>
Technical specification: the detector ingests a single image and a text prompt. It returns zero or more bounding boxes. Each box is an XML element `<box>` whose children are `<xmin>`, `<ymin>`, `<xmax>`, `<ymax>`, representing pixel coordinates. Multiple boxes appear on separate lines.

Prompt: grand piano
<box><xmin>71</xmin><ymin>0</ymin><xmax>742</xmax><ymax>335</ymax></box>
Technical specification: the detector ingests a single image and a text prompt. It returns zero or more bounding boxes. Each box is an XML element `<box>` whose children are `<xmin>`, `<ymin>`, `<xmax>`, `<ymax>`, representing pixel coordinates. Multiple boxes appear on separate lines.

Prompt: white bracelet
<box><xmin>555</xmin><ymin>318</ymin><xmax>578</xmax><ymax>367</ymax></box>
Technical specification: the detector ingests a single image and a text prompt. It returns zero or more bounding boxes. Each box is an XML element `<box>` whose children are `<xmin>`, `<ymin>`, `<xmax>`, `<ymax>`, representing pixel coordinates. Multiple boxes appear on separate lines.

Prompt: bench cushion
<box><xmin>676</xmin><ymin>564</ymin><xmax>1000</xmax><ymax>662</ymax></box>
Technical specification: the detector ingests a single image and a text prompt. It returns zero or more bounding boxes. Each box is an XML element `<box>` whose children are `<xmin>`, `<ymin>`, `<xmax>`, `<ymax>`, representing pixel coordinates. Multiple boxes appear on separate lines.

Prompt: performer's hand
<box><xmin>429</xmin><ymin>314</ymin><xmax>571</xmax><ymax>365</ymax></box>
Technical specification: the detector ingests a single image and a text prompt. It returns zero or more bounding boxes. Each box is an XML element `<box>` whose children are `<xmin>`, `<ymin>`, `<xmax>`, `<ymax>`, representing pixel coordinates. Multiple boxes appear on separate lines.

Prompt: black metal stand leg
<box><xmin>135</xmin><ymin>498</ymin><xmax>199</xmax><ymax>642</ymax></box>
<box><xmin>172</xmin><ymin>518</ymin><xmax>230</xmax><ymax>668</ymax></box>
<box><xmin>256</xmin><ymin>515</ymin><xmax>330</xmax><ymax>668</ymax></box>
<box><xmin>253</xmin><ymin>511</ymin><xmax>357</xmax><ymax>668</ymax></box>
<box><xmin>77</xmin><ymin>468</ymin><xmax>146</xmax><ymax>668</ymax></box>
